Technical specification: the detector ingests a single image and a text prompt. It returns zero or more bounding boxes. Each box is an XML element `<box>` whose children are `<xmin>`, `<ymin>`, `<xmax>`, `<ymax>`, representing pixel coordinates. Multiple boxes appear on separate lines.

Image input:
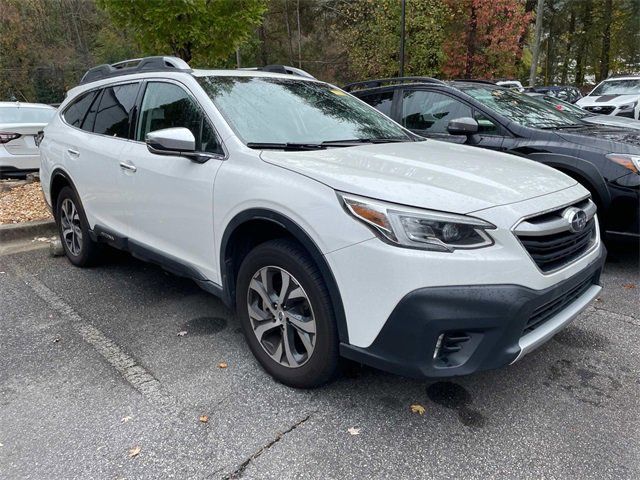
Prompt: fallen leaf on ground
<box><xmin>128</xmin><ymin>446</ymin><xmax>141</xmax><ymax>458</ymax></box>
<box><xmin>410</xmin><ymin>404</ymin><xmax>426</xmax><ymax>415</ymax></box>
<box><xmin>217</xmin><ymin>362</ymin><xmax>228</xmax><ymax>369</ymax></box>
<box><xmin>121</xmin><ymin>416</ymin><xmax>132</xmax><ymax>423</ymax></box>
<box><xmin>623</xmin><ymin>283</ymin><xmax>636</xmax><ymax>289</ymax></box>
<box><xmin>347</xmin><ymin>427</ymin><xmax>361</xmax><ymax>436</ymax></box>
<box><xmin>177</xmin><ymin>331</ymin><xmax>187</xmax><ymax>337</ymax></box>
<box><xmin>199</xmin><ymin>415</ymin><xmax>209</xmax><ymax>423</ymax></box>
<box><xmin>0</xmin><ymin>180</ymin><xmax>52</xmax><ymax>224</ymax></box>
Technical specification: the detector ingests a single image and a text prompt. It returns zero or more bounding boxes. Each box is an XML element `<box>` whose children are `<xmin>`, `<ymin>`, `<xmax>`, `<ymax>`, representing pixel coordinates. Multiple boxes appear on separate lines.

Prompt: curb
<box><xmin>0</xmin><ymin>219</ymin><xmax>57</xmax><ymax>243</ymax></box>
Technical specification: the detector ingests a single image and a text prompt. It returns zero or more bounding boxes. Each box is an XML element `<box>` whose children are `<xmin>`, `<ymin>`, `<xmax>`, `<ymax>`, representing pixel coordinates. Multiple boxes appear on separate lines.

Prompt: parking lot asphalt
<box><xmin>0</xmin><ymin>243</ymin><xmax>638</xmax><ymax>479</ymax></box>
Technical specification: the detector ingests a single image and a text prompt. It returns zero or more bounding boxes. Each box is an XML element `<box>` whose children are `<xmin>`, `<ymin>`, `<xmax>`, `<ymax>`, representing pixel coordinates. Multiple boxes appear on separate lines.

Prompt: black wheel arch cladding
<box><xmin>220</xmin><ymin>208</ymin><xmax>349</xmax><ymax>344</ymax></box>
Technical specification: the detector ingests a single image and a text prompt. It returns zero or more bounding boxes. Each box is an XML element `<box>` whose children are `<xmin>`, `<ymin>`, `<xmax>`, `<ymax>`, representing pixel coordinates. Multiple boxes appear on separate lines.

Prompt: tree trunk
<box><xmin>296</xmin><ymin>0</ymin><xmax>302</xmax><ymax>68</ymax></box>
<box><xmin>258</xmin><ymin>24</ymin><xmax>268</xmax><ymax>66</ymax></box>
<box><xmin>529</xmin><ymin>0</ymin><xmax>545</xmax><ymax>87</ymax></box>
<box><xmin>575</xmin><ymin>0</ymin><xmax>593</xmax><ymax>86</ymax></box>
<box><xmin>464</xmin><ymin>2</ymin><xmax>478</xmax><ymax>79</ymax></box>
<box><xmin>284</xmin><ymin>0</ymin><xmax>295</xmax><ymax>65</ymax></box>
<box><xmin>560</xmin><ymin>10</ymin><xmax>575</xmax><ymax>84</ymax></box>
<box><xmin>599</xmin><ymin>0</ymin><xmax>613</xmax><ymax>81</ymax></box>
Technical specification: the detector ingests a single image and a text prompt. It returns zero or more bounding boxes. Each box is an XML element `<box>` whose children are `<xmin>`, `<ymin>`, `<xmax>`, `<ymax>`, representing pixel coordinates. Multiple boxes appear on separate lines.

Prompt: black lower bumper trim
<box><xmin>340</xmin><ymin>247</ymin><xmax>606</xmax><ymax>379</ymax></box>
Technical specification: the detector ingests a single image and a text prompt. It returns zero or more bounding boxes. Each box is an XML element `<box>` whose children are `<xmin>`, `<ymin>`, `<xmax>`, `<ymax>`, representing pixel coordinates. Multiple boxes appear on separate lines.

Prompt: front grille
<box><xmin>583</xmin><ymin>105</ymin><xmax>615</xmax><ymax>115</ymax></box>
<box><xmin>517</xmin><ymin>219</ymin><xmax>596</xmax><ymax>273</ymax></box>
<box><xmin>523</xmin><ymin>275</ymin><xmax>595</xmax><ymax>335</ymax></box>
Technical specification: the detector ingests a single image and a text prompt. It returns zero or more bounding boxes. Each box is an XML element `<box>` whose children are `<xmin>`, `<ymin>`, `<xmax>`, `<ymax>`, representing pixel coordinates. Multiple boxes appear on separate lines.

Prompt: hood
<box><xmin>260</xmin><ymin>141</ymin><xmax>576</xmax><ymax>214</ymax></box>
<box><xmin>555</xmin><ymin>124</ymin><xmax>640</xmax><ymax>150</ymax></box>
<box><xmin>577</xmin><ymin>94</ymin><xmax>640</xmax><ymax>107</ymax></box>
<box><xmin>583</xmin><ymin>115</ymin><xmax>640</xmax><ymax>131</ymax></box>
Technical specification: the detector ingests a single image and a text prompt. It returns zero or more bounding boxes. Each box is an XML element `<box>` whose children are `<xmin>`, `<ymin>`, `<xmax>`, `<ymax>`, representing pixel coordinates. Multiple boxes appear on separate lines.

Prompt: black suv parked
<box><xmin>347</xmin><ymin>78</ymin><xmax>640</xmax><ymax>239</ymax></box>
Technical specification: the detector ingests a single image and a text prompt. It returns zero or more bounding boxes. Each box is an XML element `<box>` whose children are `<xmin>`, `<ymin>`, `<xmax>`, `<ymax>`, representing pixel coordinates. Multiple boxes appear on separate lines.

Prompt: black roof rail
<box><xmin>451</xmin><ymin>79</ymin><xmax>497</xmax><ymax>85</ymax></box>
<box><xmin>606</xmin><ymin>72</ymin><xmax>640</xmax><ymax>79</ymax></box>
<box><xmin>79</xmin><ymin>56</ymin><xmax>192</xmax><ymax>85</ymax></box>
<box><xmin>239</xmin><ymin>64</ymin><xmax>316</xmax><ymax>79</ymax></box>
<box><xmin>343</xmin><ymin>76</ymin><xmax>446</xmax><ymax>92</ymax></box>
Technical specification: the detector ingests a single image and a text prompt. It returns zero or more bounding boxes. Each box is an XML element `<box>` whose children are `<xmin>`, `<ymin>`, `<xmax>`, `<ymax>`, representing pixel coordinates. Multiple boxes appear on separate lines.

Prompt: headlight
<box><xmin>338</xmin><ymin>193</ymin><xmax>495</xmax><ymax>252</ymax></box>
<box><xmin>606</xmin><ymin>153</ymin><xmax>640</xmax><ymax>174</ymax></box>
<box><xmin>618</xmin><ymin>101</ymin><xmax>637</xmax><ymax>111</ymax></box>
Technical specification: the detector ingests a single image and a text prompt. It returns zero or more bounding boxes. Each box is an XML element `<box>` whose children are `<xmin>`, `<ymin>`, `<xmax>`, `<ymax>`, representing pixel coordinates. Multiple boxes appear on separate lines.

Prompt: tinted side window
<box><xmin>93</xmin><ymin>83</ymin><xmax>139</xmax><ymax>138</ymax></box>
<box><xmin>401</xmin><ymin>91</ymin><xmax>472</xmax><ymax>133</ymax></box>
<box><xmin>358</xmin><ymin>91</ymin><xmax>394</xmax><ymax>117</ymax></box>
<box><xmin>63</xmin><ymin>91</ymin><xmax>98</xmax><ymax>129</ymax></box>
<box><xmin>137</xmin><ymin>82</ymin><xmax>222</xmax><ymax>154</ymax></box>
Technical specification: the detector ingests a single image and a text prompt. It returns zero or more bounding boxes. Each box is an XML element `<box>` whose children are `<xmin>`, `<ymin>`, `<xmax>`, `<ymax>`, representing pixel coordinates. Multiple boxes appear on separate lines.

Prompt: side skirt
<box><xmin>91</xmin><ymin>225</ymin><xmax>227</xmax><ymax>305</ymax></box>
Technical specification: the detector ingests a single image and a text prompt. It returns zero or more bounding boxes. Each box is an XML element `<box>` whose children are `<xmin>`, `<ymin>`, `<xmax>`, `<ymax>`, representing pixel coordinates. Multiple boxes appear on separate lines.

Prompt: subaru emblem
<box><xmin>563</xmin><ymin>207</ymin><xmax>588</xmax><ymax>233</ymax></box>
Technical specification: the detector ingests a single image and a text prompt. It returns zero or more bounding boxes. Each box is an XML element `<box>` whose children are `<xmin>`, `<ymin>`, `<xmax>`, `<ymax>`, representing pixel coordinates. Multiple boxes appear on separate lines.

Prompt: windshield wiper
<box><xmin>540</xmin><ymin>124</ymin><xmax>587</xmax><ymax>130</ymax></box>
<box><xmin>246</xmin><ymin>142</ymin><xmax>327</xmax><ymax>151</ymax></box>
<box><xmin>321</xmin><ymin>137</ymin><xmax>411</xmax><ymax>146</ymax></box>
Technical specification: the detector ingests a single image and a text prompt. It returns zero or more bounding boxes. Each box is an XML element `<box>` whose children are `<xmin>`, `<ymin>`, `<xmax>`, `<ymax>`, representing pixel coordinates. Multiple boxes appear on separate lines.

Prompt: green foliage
<box><xmin>97</xmin><ymin>0</ymin><xmax>267</xmax><ymax>66</ymax></box>
<box><xmin>337</xmin><ymin>0</ymin><xmax>450</xmax><ymax>79</ymax></box>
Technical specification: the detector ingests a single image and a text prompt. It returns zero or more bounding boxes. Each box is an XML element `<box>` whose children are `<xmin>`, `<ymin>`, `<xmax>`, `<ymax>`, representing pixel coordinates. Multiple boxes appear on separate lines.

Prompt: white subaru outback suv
<box><xmin>40</xmin><ymin>57</ymin><xmax>606</xmax><ymax>388</ymax></box>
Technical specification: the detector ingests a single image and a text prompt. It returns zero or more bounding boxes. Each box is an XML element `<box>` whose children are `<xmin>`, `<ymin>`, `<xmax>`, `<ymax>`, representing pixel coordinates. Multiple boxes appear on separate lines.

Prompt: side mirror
<box><xmin>447</xmin><ymin>117</ymin><xmax>479</xmax><ymax>136</ymax></box>
<box><xmin>146</xmin><ymin>127</ymin><xmax>195</xmax><ymax>153</ymax></box>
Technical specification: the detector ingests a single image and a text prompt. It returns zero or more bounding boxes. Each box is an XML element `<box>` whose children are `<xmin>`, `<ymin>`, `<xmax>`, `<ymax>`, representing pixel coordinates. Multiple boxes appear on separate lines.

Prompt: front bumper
<box><xmin>340</xmin><ymin>246</ymin><xmax>606</xmax><ymax>379</ymax></box>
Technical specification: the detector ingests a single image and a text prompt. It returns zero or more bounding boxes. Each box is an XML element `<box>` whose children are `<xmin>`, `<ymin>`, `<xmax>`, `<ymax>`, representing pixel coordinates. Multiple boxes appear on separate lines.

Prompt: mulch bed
<box><xmin>0</xmin><ymin>180</ymin><xmax>53</xmax><ymax>224</ymax></box>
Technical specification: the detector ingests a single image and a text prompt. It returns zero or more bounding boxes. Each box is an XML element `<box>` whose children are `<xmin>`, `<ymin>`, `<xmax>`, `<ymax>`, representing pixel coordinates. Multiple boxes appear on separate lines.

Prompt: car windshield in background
<box><xmin>0</xmin><ymin>107</ymin><xmax>56</xmax><ymax>124</ymax></box>
<box><xmin>197</xmin><ymin>76</ymin><xmax>411</xmax><ymax>146</ymax></box>
<box><xmin>461</xmin><ymin>86</ymin><xmax>584</xmax><ymax>129</ymax></box>
<box><xmin>590</xmin><ymin>79</ymin><xmax>640</xmax><ymax>96</ymax></box>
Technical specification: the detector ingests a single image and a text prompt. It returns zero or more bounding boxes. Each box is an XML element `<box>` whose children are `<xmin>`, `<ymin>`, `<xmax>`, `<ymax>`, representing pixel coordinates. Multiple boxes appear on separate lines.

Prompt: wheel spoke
<box><xmin>287</xmin><ymin>312</ymin><xmax>316</xmax><ymax>334</ymax></box>
<box><xmin>294</xmin><ymin>328</ymin><xmax>314</xmax><ymax>357</ymax></box>
<box><xmin>282</xmin><ymin>325</ymin><xmax>299</xmax><ymax>367</ymax></box>
<box><xmin>254</xmin><ymin>321</ymin><xmax>280</xmax><ymax>342</ymax></box>
<box><xmin>249</xmin><ymin>279</ymin><xmax>275</xmax><ymax>313</ymax></box>
<box><xmin>278</xmin><ymin>270</ymin><xmax>290</xmax><ymax>306</ymax></box>
<box><xmin>248</xmin><ymin>302</ymin><xmax>271</xmax><ymax>322</ymax></box>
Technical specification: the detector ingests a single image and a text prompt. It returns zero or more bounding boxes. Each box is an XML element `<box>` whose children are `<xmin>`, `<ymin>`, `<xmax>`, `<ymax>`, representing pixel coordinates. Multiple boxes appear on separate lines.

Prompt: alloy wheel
<box><xmin>60</xmin><ymin>198</ymin><xmax>83</xmax><ymax>256</ymax></box>
<box><xmin>246</xmin><ymin>266</ymin><xmax>317</xmax><ymax>368</ymax></box>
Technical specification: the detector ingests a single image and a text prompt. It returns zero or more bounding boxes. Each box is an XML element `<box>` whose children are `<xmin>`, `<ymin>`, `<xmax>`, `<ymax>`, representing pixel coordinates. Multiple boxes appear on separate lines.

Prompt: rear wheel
<box><xmin>236</xmin><ymin>239</ymin><xmax>339</xmax><ymax>388</ymax></box>
<box><xmin>55</xmin><ymin>186</ymin><xmax>101</xmax><ymax>267</ymax></box>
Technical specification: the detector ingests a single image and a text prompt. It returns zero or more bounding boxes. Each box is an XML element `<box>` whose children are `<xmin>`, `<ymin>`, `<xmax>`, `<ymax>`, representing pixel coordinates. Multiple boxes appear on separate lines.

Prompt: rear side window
<box><xmin>93</xmin><ymin>83</ymin><xmax>139</xmax><ymax>138</ymax></box>
<box><xmin>358</xmin><ymin>91</ymin><xmax>394</xmax><ymax>117</ymax></box>
<box><xmin>63</xmin><ymin>91</ymin><xmax>98</xmax><ymax>129</ymax></box>
<box><xmin>136</xmin><ymin>82</ymin><xmax>222</xmax><ymax>154</ymax></box>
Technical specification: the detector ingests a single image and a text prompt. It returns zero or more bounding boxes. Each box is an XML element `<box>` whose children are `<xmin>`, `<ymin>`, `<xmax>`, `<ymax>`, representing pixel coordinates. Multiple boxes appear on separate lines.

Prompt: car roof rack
<box><xmin>342</xmin><ymin>76</ymin><xmax>446</xmax><ymax>92</ymax></box>
<box><xmin>79</xmin><ymin>56</ymin><xmax>192</xmax><ymax>85</ymax></box>
<box><xmin>239</xmin><ymin>64</ymin><xmax>316</xmax><ymax>79</ymax></box>
<box><xmin>451</xmin><ymin>79</ymin><xmax>497</xmax><ymax>85</ymax></box>
<box><xmin>606</xmin><ymin>72</ymin><xmax>640</xmax><ymax>79</ymax></box>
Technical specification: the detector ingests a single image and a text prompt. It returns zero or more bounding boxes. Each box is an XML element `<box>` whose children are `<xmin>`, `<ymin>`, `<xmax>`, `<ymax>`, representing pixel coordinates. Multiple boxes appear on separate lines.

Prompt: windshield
<box><xmin>0</xmin><ymin>106</ymin><xmax>56</xmax><ymax>124</ymax></box>
<box><xmin>197</xmin><ymin>76</ymin><xmax>411</xmax><ymax>145</ymax></box>
<box><xmin>541</xmin><ymin>95</ymin><xmax>589</xmax><ymax>118</ymax></box>
<box><xmin>460</xmin><ymin>86</ymin><xmax>584</xmax><ymax>128</ymax></box>
<box><xmin>590</xmin><ymin>79</ymin><xmax>640</xmax><ymax>96</ymax></box>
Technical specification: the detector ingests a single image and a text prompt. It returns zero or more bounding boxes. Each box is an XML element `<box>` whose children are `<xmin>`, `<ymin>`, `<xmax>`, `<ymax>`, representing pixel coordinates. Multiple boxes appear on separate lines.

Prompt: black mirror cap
<box><xmin>447</xmin><ymin>117</ymin><xmax>479</xmax><ymax>135</ymax></box>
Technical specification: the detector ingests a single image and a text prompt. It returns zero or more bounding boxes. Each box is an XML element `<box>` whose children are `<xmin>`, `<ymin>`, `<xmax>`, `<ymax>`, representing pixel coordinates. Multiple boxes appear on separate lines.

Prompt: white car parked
<box><xmin>40</xmin><ymin>57</ymin><xmax>606</xmax><ymax>387</ymax></box>
<box><xmin>0</xmin><ymin>102</ymin><xmax>56</xmax><ymax>177</ymax></box>
<box><xmin>576</xmin><ymin>75</ymin><xmax>640</xmax><ymax>120</ymax></box>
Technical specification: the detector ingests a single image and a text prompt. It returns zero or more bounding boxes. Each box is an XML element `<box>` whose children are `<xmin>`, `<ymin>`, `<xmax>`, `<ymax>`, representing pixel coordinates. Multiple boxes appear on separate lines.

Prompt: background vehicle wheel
<box><xmin>235</xmin><ymin>238</ymin><xmax>339</xmax><ymax>388</ymax></box>
<box><xmin>55</xmin><ymin>186</ymin><xmax>101</xmax><ymax>267</ymax></box>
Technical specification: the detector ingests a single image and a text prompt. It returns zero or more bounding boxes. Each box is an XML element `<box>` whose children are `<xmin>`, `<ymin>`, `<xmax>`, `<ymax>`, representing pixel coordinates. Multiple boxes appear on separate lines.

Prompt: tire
<box><xmin>55</xmin><ymin>186</ymin><xmax>101</xmax><ymax>267</ymax></box>
<box><xmin>235</xmin><ymin>238</ymin><xmax>339</xmax><ymax>388</ymax></box>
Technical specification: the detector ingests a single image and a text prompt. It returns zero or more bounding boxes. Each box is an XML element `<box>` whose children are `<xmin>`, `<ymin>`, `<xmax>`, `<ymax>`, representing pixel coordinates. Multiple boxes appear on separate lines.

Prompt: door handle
<box><xmin>67</xmin><ymin>148</ymin><xmax>79</xmax><ymax>156</ymax></box>
<box><xmin>119</xmin><ymin>162</ymin><xmax>137</xmax><ymax>172</ymax></box>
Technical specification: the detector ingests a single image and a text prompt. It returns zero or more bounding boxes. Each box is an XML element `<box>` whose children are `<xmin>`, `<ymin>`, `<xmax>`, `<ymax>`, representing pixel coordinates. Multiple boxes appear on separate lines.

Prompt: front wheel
<box><xmin>235</xmin><ymin>239</ymin><xmax>339</xmax><ymax>388</ymax></box>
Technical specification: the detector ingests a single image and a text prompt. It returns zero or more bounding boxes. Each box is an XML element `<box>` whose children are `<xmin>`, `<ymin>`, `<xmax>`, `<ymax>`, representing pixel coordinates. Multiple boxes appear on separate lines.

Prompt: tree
<box><xmin>338</xmin><ymin>0</ymin><xmax>450</xmax><ymax>79</ymax></box>
<box><xmin>443</xmin><ymin>0</ymin><xmax>533</xmax><ymax>79</ymax></box>
<box><xmin>97</xmin><ymin>0</ymin><xmax>267</xmax><ymax>65</ymax></box>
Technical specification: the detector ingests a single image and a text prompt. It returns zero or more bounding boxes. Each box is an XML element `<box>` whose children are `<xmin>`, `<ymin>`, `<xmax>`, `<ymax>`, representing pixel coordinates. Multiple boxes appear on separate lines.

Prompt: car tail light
<box><xmin>0</xmin><ymin>132</ymin><xmax>21</xmax><ymax>144</ymax></box>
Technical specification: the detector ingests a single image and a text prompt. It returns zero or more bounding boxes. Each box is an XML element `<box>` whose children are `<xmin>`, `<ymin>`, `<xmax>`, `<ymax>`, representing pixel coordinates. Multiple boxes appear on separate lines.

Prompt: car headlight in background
<box><xmin>606</xmin><ymin>153</ymin><xmax>640</xmax><ymax>174</ymax></box>
<box><xmin>338</xmin><ymin>193</ymin><xmax>495</xmax><ymax>251</ymax></box>
<box><xmin>618</xmin><ymin>101</ymin><xmax>637</xmax><ymax>111</ymax></box>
